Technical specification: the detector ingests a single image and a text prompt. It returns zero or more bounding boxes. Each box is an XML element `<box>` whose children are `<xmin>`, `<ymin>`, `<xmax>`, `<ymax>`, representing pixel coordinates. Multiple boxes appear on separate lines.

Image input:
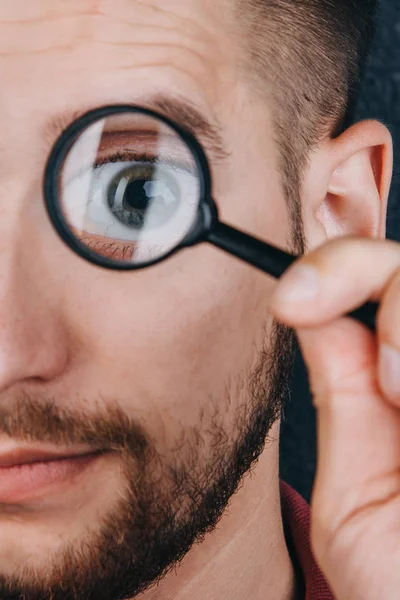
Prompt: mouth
<box><xmin>0</xmin><ymin>448</ymin><xmax>109</xmax><ymax>505</ymax></box>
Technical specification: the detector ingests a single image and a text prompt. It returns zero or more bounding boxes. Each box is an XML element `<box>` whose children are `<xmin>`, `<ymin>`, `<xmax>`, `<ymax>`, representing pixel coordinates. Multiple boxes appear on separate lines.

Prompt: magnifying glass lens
<box><xmin>57</xmin><ymin>111</ymin><xmax>201</xmax><ymax>266</ymax></box>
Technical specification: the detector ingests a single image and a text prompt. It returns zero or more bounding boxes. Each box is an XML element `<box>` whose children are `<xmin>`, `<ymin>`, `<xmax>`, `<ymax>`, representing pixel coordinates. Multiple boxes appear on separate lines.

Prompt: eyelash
<box><xmin>94</xmin><ymin>150</ymin><xmax>195</xmax><ymax>174</ymax></box>
<box><xmin>81</xmin><ymin>237</ymin><xmax>137</xmax><ymax>260</ymax></box>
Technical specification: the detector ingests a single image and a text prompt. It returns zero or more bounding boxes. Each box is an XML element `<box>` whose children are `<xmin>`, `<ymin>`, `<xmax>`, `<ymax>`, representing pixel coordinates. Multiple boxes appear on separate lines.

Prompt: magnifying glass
<box><xmin>44</xmin><ymin>105</ymin><xmax>379</xmax><ymax>332</ymax></box>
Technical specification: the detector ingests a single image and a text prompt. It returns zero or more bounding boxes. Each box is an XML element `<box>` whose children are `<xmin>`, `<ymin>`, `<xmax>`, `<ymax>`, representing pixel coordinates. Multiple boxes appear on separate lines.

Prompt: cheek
<box><xmin>62</xmin><ymin>242</ymin><xmax>275</xmax><ymax>445</ymax></box>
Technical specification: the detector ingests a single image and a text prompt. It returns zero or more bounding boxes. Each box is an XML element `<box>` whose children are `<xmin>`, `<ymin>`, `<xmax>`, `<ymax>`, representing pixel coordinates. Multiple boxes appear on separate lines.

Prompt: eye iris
<box><xmin>107</xmin><ymin>165</ymin><xmax>180</xmax><ymax>229</ymax></box>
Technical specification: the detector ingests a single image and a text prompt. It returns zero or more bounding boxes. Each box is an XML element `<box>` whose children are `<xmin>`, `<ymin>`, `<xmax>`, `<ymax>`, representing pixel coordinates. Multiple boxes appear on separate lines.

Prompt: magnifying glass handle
<box><xmin>207</xmin><ymin>222</ymin><xmax>378</xmax><ymax>333</ymax></box>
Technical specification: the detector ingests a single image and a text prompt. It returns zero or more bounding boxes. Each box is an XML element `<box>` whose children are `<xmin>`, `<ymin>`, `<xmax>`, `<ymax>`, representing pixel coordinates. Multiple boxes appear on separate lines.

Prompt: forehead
<box><xmin>0</xmin><ymin>0</ymin><xmax>238</xmax><ymax>147</ymax></box>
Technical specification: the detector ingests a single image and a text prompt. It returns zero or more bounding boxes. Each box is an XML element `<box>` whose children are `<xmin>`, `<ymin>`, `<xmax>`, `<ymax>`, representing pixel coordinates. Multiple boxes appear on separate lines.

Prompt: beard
<box><xmin>0</xmin><ymin>318</ymin><xmax>297</xmax><ymax>600</ymax></box>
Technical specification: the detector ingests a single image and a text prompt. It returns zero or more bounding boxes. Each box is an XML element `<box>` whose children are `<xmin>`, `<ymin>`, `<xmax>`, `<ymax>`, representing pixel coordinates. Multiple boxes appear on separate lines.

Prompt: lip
<box><xmin>0</xmin><ymin>451</ymin><xmax>109</xmax><ymax>505</ymax></box>
<box><xmin>0</xmin><ymin>446</ymin><xmax>106</xmax><ymax>468</ymax></box>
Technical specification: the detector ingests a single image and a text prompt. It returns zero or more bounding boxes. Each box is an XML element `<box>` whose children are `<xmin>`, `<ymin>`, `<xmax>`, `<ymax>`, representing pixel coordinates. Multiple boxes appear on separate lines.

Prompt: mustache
<box><xmin>0</xmin><ymin>389</ymin><xmax>149</xmax><ymax>460</ymax></box>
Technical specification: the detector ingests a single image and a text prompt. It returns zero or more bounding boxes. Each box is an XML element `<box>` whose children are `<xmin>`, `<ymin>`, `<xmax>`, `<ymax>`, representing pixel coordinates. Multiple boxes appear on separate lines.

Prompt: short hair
<box><xmin>235</xmin><ymin>0</ymin><xmax>379</xmax><ymax>253</ymax></box>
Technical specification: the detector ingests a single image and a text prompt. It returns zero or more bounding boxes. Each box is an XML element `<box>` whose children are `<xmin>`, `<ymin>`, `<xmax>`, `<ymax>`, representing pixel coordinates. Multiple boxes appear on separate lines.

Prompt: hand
<box><xmin>269</xmin><ymin>236</ymin><xmax>400</xmax><ymax>600</ymax></box>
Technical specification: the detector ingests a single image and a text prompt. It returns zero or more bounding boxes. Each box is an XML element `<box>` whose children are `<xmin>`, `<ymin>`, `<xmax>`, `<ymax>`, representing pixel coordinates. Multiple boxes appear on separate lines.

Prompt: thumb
<box><xmin>295</xmin><ymin>318</ymin><xmax>400</xmax><ymax>570</ymax></box>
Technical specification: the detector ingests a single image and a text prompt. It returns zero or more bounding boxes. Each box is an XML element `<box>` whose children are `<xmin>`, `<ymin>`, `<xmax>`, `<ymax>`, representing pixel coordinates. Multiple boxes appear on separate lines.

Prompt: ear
<box><xmin>301</xmin><ymin>119</ymin><xmax>393</xmax><ymax>251</ymax></box>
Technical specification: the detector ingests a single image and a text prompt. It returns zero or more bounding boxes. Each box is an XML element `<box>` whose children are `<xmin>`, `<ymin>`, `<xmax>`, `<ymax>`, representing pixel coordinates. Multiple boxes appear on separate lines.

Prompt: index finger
<box><xmin>269</xmin><ymin>237</ymin><xmax>400</xmax><ymax>326</ymax></box>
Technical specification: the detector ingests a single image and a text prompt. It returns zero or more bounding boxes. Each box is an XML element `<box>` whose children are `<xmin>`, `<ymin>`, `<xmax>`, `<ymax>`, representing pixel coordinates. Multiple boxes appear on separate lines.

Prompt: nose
<box><xmin>0</xmin><ymin>187</ymin><xmax>69</xmax><ymax>392</ymax></box>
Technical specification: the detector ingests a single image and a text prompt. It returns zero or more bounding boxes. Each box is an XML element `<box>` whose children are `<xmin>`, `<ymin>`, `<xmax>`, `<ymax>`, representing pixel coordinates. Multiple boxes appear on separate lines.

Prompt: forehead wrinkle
<box><xmin>97</xmin><ymin>0</ymin><xmax>237</xmax><ymax>70</ymax></box>
<box><xmin>97</xmin><ymin>0</ymin><xmax>231</xmax><ymax>46</ymax></box>
<box><xmin>0</xmin><ymin>1</ymin><xmax>231</xmax><ymax>60</ymax></box>
<box><xmin>0</xmin><ymin>50</ymin><xmax>222</xmax><ymax>107</ymax></box>
<box><xmin>0</xmin><ymin>21</ymin><xmax>230</xmax><ymax>102</ymax></box>
<box><xmin>0</xmin><ymin>0</ymin><xmax>232</xmax><ymax>42</ymax></box>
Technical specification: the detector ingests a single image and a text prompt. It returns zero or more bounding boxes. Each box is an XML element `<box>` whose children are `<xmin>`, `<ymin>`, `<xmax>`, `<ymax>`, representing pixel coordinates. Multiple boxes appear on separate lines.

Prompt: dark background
<box><xmin>279</xmin><ymin>0</ymin><xmax>400</xmax><ymax>502</ymax></box>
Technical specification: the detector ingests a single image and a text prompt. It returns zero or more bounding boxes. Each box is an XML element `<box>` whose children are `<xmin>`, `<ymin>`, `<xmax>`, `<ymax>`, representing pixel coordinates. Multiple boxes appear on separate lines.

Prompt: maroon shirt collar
<box><xmin>280</xmin><ymin>481</ymin><xmax>335</xmax><ymax>600</ymax></box>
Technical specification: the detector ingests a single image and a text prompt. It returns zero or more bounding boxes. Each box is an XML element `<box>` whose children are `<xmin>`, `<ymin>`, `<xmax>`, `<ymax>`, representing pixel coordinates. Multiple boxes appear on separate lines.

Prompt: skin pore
<box><xmin>0</xmin><ymin>1</ymin><xmax>388</xmax><ymax>599</ymax></box>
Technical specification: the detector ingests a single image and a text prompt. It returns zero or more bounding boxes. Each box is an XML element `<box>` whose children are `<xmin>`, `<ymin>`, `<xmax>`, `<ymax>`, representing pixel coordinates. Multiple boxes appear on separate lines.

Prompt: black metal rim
<box><xmin>43</xmin><ymin>104</ymin><xmax>218</xmax><ymax>271</ymax></box>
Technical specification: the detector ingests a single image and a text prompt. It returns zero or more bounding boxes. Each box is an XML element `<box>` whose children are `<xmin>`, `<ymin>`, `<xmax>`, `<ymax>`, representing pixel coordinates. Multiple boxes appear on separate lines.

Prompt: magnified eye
<box><xmin>83</xmin><ymin>154</ymin><xmax>196</xmax><ymax>241</ymax></box>
<box><xmin>105</xmin><ymin>162</ymin><xmax>181</xmax><ymax>230</ymax></box>
<box><xmin>58</xmin><ymin>114</ymin><xmax>202</xmax><ymax>266</ymax></box>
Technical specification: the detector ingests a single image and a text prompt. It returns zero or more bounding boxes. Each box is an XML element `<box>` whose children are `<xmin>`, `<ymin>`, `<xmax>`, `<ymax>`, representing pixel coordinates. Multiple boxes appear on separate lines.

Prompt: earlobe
<box><xmin>310</xmin><ymin>120</ymin><xmax>393</xmax><ymax>246</ymax></box>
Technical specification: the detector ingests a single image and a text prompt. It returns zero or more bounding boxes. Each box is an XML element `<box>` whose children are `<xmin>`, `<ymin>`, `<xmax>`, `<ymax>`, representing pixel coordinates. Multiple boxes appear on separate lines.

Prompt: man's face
<box><xmin>0</xmin><ymin>1</ymin><xmax>297</xmax><ymax>598</ymax></box>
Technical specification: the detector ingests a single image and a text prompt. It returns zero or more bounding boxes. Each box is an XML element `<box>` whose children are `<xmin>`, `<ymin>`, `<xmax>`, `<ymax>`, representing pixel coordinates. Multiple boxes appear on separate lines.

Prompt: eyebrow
<box><xmin>43</xmin><ymin>94</ymin><xmax>230</xmax><ymax>165</ymax></box>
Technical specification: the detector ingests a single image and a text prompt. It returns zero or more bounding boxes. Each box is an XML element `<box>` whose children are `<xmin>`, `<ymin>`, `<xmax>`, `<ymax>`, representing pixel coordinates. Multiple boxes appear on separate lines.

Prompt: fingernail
<box><xmin>272</xmin><ymin>265</ymin><xmax>320</xmax><ymax>305</ymax></box>
<box><xmin>379</xmin><ymin>343</ymin><xmax>400</xmax><ymax>400</ymax></box>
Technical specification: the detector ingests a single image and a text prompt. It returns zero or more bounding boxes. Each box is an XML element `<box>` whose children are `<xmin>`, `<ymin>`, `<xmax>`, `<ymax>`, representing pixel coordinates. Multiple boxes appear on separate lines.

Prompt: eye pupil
<box><xmin>124</xmin><ymin>179</ymin><xmax>151</xmax><ymax>211</ymax></box>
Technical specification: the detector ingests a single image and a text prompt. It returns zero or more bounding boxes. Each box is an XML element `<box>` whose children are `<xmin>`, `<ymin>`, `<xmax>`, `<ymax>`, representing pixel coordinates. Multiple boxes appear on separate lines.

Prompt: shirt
<box><xmin>280</xmin><ymin>480</ymin><xmax>335</xmax><ymax>600</ymax></box>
